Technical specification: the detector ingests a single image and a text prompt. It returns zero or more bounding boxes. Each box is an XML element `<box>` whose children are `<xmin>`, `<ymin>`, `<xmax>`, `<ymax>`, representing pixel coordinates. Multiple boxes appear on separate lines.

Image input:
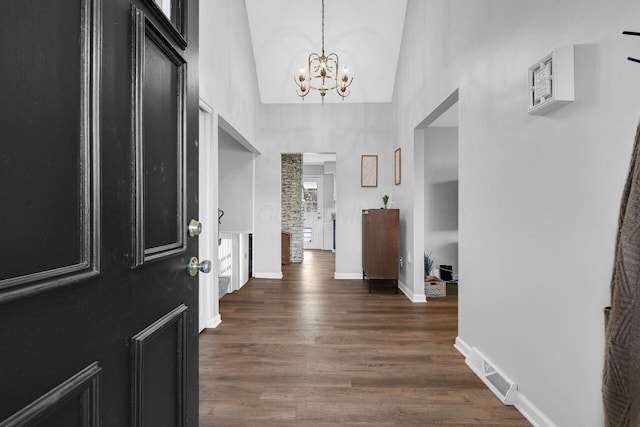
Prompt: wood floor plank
<box><xmin>199</xmin><ymin>250</ymin><xmax>530</xmax><ymax>426</ymax></box>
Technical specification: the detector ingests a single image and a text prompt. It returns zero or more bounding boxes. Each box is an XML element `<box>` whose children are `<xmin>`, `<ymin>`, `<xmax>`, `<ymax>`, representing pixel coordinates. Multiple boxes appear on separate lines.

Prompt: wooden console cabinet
<box><xmin>281</xmin><ymin>232</ymin><xmax>291</xmax><ymax>265</ymax></box>
<box><xmin>362</xmin><ymin>209</ymin><xmax>399</xmax><ymax>293</ymax></box>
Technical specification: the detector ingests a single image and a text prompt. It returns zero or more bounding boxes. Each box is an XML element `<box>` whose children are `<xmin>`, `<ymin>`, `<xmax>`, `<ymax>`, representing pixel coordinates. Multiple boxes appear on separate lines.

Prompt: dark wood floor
<box><xmin>199</xmin><ymin>250</ymin><xmax>529</xmax><ymax>426</ymax></box>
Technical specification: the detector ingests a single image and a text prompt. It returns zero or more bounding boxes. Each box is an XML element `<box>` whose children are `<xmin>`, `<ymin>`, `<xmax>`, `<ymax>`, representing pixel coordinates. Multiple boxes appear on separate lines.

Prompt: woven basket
<box><xmin>425</xmin><ymin>280</ymin><xmax>446</xmax><ymax>298</ymax></box>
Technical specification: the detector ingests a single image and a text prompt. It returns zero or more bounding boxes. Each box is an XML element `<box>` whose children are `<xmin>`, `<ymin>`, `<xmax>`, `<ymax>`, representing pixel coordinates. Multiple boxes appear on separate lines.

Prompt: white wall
<box><xmin>218</xmin><ymin>127</ymin><xmax>254</xmax><ymax>233</ymax></box>
<box><xmin>424</xmin><ymin>127</ymin><xmax>458</xmax><ymax>274</ymax></box>
<box><xmin>199</xmin><ymin>0</ymin><xmax>262</xmax><ymax>150</ymax></box>
<box><xmin>199</xmin><ymin>0</ymin><xmax>262</xmax><ymax>324</ymax></box>
<box><xmin>393</xmin><ymin>0</ymin><xmax>640</xmax><ymax>425</ymax></box>
<box><xmin>303</xmin><ymin>164</ymin><xmax>324</xmax><ymax>175</ymax></box>
<box><xmin>254</xmin><ymin>104</ymin><xmax>393</xmax><ymax>278</ymax></box>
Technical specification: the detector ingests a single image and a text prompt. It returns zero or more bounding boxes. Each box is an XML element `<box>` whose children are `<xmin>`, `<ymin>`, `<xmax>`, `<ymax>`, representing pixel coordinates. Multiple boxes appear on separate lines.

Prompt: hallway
<box><xmin>199</xmin><ymin>250</ymin><xmax>528</xmax><ymax>426</ymax></box>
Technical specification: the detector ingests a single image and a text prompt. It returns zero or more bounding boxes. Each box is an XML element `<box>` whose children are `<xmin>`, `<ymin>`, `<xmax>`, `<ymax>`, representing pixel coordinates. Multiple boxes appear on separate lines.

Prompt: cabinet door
<box><xmin>363</xmin><ymin>209</ymin><xmax>399</xmax><ymax>279</ymax></box>
<box><xmin>362</xmin><ymin>210</ymin><xmax>370</xmax><ymax>275</ymax></box>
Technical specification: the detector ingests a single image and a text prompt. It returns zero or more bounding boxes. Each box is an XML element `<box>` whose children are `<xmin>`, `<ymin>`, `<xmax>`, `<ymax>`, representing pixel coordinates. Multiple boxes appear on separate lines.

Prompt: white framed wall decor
<box><xmin>528</xmin><ymin>44</ymin><xmax>575</xmax><ymax>115</ymax></box>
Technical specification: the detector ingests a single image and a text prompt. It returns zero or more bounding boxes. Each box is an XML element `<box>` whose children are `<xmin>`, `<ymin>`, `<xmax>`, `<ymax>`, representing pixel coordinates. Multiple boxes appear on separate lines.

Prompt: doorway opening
<box><xmin>198</xmin><ymin>106</ymin><xmax>258</xmax><ymax>332</ymax></box>
<box><xmin>425</xmin><ymin>101</ymin><xmax>459</xmax><ymax>285</ymax></box>
<box><xmin>217</xmin><ymin>126</ymin><xmax>254</xmax><ymax>299</ymax></box>
<box><xmin>281</xmin><ymin>153</ymin><xmax>337</xmax><ymax>265</ymax></box>
<box><xmin>303</xmin><ymin>153</ymin><xmax>337</xmax><ymax>253</ymax></box>
<box><xmin>414</xmin><ymin>89</ymin><xmax>459</xmax><ymax>300</ymax></box>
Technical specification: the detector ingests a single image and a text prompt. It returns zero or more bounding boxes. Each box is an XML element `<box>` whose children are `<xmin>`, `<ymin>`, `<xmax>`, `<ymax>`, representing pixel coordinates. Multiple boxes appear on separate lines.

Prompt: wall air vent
<box><xmin>465</xmin><ymin>347</ymin><xmax>517</xmax><ymax>405</ymax></box>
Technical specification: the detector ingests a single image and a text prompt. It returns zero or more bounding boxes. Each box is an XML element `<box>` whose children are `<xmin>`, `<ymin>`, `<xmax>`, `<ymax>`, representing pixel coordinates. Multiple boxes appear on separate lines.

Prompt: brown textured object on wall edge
<box><xmin>603</xmin><ymin>120</ymin><xmax>640</xmax><ymax>427</ymax></box>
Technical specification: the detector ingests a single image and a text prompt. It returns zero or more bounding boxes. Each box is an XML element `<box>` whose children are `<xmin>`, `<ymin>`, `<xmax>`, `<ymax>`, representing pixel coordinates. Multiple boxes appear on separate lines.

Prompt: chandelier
<box><xmin>294</xmin><ymin>0</ymin><xmax>353</xmax><ymax>103</ymax></box>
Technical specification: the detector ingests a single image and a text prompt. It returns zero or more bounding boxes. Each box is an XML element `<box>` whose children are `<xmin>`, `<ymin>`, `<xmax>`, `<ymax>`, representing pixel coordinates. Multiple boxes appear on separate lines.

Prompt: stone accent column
<box><xmin>281</xmin><ymin>154</ymin><xmax>303</xmax><ymax>263</ymax></box>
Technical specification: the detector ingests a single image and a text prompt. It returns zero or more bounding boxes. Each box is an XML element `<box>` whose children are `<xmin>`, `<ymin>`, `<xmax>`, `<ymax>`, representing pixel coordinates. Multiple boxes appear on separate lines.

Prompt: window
<box><xmin>303</xmin><ymin>181</ymin><xmax>318</xmax><ymax>213</ymax></box>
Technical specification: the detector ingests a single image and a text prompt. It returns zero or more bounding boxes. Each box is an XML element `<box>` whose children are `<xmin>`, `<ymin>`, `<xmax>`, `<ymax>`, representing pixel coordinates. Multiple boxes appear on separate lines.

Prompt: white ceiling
<box><xmin>245</xmin><ymin>0</ymin><xmax>407</xmax><ymax>104</ymax></box>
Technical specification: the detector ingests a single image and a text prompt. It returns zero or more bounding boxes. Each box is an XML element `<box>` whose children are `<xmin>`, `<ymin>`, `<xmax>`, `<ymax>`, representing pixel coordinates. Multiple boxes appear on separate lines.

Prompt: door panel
<box><xmin>34</xmin><ymin>397</ymin><xmax>84</xmax><ymax>427</ymax></box>
<box><xmin>132</xmin><ymin>305</ymin><xmax>187</xmax><ymax>427</ymax></box>
<box><xmin>132</xmin><ymin>7</ymin><xmax>187</xmax><ymax>267</ymax></box>
<box><xmin>0</xmin><ymin>0</ymin><xmax>100</xmax><ymax>302</ymax></box>
<box><xmin>1</xmin><ymin>362</ymin><xmax>101</xmax><ymax>427</ymax></box>
<box><xmin>0</xmin><ymin>0</ymin><xmax>199</xmax><ymax>425</ymax></box>
<box><xmin>143</xmin><ymin>39</ymin><xmax>181</xmax><ymax>249</ymax></box>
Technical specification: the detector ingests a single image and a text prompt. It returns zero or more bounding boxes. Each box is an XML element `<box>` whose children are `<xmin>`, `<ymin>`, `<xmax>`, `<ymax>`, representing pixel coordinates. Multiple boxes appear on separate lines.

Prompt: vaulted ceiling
<box><xmin>245</xmin><ymin>0</ymin><xmax>407</xmax><ymax>104</ymax></box>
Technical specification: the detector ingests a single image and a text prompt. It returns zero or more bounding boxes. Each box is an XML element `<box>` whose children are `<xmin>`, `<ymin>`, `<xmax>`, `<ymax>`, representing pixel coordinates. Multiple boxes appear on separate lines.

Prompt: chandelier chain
<box><xmin>321</xmin><ymin>0</ymin><xmax>325</xmax><ymax>53</ymax></box>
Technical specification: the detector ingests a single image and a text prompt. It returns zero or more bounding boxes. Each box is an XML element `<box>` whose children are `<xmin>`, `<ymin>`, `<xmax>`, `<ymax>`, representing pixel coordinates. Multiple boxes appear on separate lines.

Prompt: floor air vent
<box><xmin>465</xmin><ymin>347</ymin><xmax>517</xmax><ymax>404</ymax></box>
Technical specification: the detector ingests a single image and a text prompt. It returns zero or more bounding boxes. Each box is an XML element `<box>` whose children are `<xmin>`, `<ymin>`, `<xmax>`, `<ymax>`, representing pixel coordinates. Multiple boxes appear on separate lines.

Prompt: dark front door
<box><xmin>0</xmin><ymin>0</ymin><xmax>200</xmax><ymax>425</ymax></box>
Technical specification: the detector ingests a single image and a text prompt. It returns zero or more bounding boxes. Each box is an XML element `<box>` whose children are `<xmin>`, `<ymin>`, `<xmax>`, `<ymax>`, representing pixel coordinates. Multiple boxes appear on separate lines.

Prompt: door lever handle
<box><xmin>187</xmin><ymin>257</ymin><xmax>212</xmax><ymax>276</ymax></box>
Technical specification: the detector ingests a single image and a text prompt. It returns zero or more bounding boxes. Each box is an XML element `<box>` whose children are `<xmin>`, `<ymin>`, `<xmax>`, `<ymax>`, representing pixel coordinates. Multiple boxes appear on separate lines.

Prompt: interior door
<box><xmin>0</xmin><ymin>0</ymin><xmax>201</xmax><ymax>425</ymax></box>
<box><xmin>303</xmin><ymin>177</ymin><xmax>323</xmax><ymax>250</ymax></box>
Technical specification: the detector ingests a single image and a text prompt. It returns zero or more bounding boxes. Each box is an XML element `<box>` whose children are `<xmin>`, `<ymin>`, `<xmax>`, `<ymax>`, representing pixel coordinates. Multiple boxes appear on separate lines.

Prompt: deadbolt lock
<box><xmin>188</xmin><ymin>219</ymin><xmax>202</xmax><ymax>237</ymax></box>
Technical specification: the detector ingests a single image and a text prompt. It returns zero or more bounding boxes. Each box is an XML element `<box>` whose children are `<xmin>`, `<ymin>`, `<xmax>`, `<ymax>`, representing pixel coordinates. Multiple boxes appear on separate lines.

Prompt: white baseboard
<box><xmin>398</xmin><ymin>280</ymin><xmax>427</xmax><ymax>303</ymax></box>
<box><xmin>253</xmin><ymin>272</ymin><xmax>283</xmax><ymax>279</ymax></box>
<box><xmin>454</xmin><ymin>336</ymin><xmax>471</xmax><ymax>356</ymax></box>
<box><xmin>334</xmin><ymin>272</ymin><xmax>363</xmax><ymax>280</ymax></box>
<box><xmin>515</xmin><ymin>394</ymin><xmax>557</xmax><ymax>427</ymax></box>
<box><xmin>206</xmin><ymin>314</ymin><xmax>222</xmax><ymax>329</ymax></box>
<box><xmin>199</xmin><ymin>314</ymin><xmax>222</xmax><ymax>332</ymax></box>
<box><xmin>454</xmin><ymin>336</ymin><xmax>556</xmax><ymax>427</ymax></box>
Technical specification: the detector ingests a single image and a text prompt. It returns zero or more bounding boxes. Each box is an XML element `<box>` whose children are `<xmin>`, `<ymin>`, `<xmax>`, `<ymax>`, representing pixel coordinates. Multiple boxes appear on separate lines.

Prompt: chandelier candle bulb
<box><xmin>342</xmin><ymin>68</ymin><xmax>349</xmax><ymax>82</ymax></box>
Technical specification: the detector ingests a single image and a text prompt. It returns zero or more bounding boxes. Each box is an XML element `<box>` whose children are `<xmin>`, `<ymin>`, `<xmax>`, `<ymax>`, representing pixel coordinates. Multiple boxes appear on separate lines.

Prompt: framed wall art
<box><xmin>361</xmin><ymin>155</ymin><xmax>378</xmax><ymax>187</ymax></box>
